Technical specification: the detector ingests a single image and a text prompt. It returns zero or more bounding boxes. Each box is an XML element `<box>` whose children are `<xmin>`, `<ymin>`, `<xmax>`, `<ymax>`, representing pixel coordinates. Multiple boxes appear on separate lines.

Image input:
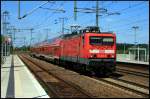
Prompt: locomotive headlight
<box><xmin>107</xmin><ymin>54</ymin><xmax>114</xmax><ymax>58</ymax></box>
<box><xmin>90</xmin><ymin>55</ymin><xmax>93</xmax><ymax>58</ymax></box>
<box><xmin>90</xmin><ymin>54</ymin><xmax>97</xmax><ymax>58</ymax></box>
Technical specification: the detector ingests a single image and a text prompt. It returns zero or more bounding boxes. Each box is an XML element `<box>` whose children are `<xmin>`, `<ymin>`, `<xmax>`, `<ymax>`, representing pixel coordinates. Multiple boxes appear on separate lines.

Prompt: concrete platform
<box><xmin>1</xmin><ymin>55</ymin><xmax>50</xmax><ymax>98</ymax></box>
<box><xmin>117</xmin><ymin>59</ymin><xmax>149</xmax><ymax>65</ymax></box>
<box><xmin>1</xmin><ymin>55</ymin><xmax>12</xmax><ymax>98</ymax></box>
<box><xmin>117</xmin><ymin>54</ymin><xmax>149</xmax><ymax>65</ymax></box>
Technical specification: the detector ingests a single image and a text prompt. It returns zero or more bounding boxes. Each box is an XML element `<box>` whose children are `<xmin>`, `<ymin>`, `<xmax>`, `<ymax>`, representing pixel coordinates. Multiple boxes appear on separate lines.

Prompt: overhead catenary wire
<box><xmin>73</xmin><ymin>1</ymin><xmax>146</xmax><ymax>28</ymax></box>
<box><xmin>116</xmin><ymin>1</ymin><xmax>146</xmax><ymax>13</ymax></box>
<box><xmin>7</xmin><ymin>1</ymin><xmax>148</xmax><ymax>46</ymax></box>
<box><xmin>100</xmin><ymin>1</ymin><xmax>146</xmax><ymax>19</ymax></box>
<box><xmin>31</xmin><ymin>5</ymin><xmax>59</xmax><ymax>28</ymax></box>
<box><xmin>31</xmin><ymin>1</ymin><xmax>65</xmax><ymax>29</ymax></box>
<box><xmin>18</xmin><ymin>1</ymin><xmax>50</xmax><ymax>19</ymax></box>
<box><xmin>104</xmin><ymin>7</ymin><xmax>148</xmax><ymax>25</ymax></box>
<box><xmin>99</xmin><ymin>1</ymin><xmax>148</xmax><ymax>32</ymax></box>
<box><xmin>33</xmin><ymin>2</ymin><xmax>56</xmax><ymax>26</ymax></box>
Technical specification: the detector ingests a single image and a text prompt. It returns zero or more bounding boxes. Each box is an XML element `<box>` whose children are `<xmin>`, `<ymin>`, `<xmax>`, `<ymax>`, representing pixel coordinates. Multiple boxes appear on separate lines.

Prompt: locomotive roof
<box><xmin>32</xmin><ymin>36</ymin><xmax>62</xmax><ymax>47</ymax></box>
<box><xmin>32</xmin><ymin>26</ymin><xmax>115</xmax><ymax>47</ymax></box>
<box><xmin>62</xmin><ymin>26</ymin><xmax>115</xmax><ymax>38</ymax></box>
<box><xmin>62</xmin><ymin>31</ymin><xmax>115</xmax><ymax>39</ymax></box>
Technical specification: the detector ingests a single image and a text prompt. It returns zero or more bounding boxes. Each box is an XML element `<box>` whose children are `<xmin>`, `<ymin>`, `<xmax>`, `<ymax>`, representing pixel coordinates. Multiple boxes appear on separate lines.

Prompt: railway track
<box><xmin>20</xmin><ymin>54</ymin><xmax>149</xmax><ymax>98</ymax></box>
<box><xmin>94</xmin><ymin>77</ymin><xmax>149</xmax><ymax>97</ymax></box>
<box><xmin>99</xmin><ymin>65</ymin><xmax>149</xmax><ymax>97</ymax></box>
<box><xmin>112</xmin><ymin>77</ymin><xmax>149</xmax><ymax>89</ymax></box>
<box><xmin>116</xmin><ymin>67</ymin><xmax>149</xmax><ymax>78</ymax></box>
<box><xmin>19</xmin><ymin>55</ymin><xmax>92</xmax><ymax>98</ymax></box>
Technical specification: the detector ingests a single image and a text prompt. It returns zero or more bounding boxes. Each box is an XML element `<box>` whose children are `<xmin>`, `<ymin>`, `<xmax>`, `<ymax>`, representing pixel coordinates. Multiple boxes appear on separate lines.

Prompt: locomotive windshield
<box><xmin>90</xmin><ymin>36</ymin><xmax>114</xmax><ymax>45</ymax></box>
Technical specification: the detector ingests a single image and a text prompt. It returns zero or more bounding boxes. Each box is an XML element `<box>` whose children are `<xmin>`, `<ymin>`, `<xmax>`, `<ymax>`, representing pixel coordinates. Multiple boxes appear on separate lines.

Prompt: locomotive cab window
<box><xmin>102</xmin><ymin>38</ymin><xmax>114</xmax><ymax>45</ymax></box>
<box><xmin>90</xmin><ymin>36</ymin><xmax>114</xmax><ymax>45</ymax></box>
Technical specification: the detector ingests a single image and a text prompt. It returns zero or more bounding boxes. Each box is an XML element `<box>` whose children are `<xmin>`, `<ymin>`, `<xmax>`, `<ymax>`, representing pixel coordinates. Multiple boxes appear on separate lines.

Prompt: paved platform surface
<box><xmin>116</xmin><ymin>54</ymin><xmax>149</xmax><ymax>65</ymax></box>
<box><xmin>117</xmin><ymin>59</ymin><xmax>149</xmax><ymax>65</ymax></box>
<box><xmin>1</xmin><ymin>55</ymin><xmax>50</xmax><ymax>98</ymax></box>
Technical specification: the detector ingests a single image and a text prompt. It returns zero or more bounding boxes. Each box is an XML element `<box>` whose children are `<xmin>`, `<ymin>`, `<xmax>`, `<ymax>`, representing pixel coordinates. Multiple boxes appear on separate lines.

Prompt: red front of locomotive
<box><xmin>60</xmin><ymin>32</ymin><xmax>116</xmax><ymax>74</ymax></box>
<box><xmin>84</xmin><ymin>33</ymin><xmax>116</xmax><ymax>59</ymax></box>
<box><xmin>83</xmin><ymin>33</ymin><xmax>116</xmax><ymax>73</ymax></box>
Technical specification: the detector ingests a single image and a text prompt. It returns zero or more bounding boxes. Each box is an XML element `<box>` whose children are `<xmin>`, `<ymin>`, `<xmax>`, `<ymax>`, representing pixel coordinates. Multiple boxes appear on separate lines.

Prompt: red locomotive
<box><xmin>31</xmin><ymin>26</ymin><xmax>116</xmax><ymax>75</ymax></box>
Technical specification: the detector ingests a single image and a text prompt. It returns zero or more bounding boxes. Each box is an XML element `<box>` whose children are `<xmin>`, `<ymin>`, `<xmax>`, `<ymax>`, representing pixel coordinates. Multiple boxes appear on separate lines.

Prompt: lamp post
<box><xmin>132</xmin><ymin>26</ymin><xmax>139</xmax><ymax>46</ymax></box>
<box><xmin>132</xmin><ymin>26</ymin><xmax>139</xmax><ymax>61</ymax></box>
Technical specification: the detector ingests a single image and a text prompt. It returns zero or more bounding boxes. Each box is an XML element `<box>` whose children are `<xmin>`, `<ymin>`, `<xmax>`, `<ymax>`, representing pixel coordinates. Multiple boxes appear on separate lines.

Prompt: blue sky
<box><xmin>1</xmin><ymin>1</ymin><xmax>149</xmax><ymax>47</ymax></box>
